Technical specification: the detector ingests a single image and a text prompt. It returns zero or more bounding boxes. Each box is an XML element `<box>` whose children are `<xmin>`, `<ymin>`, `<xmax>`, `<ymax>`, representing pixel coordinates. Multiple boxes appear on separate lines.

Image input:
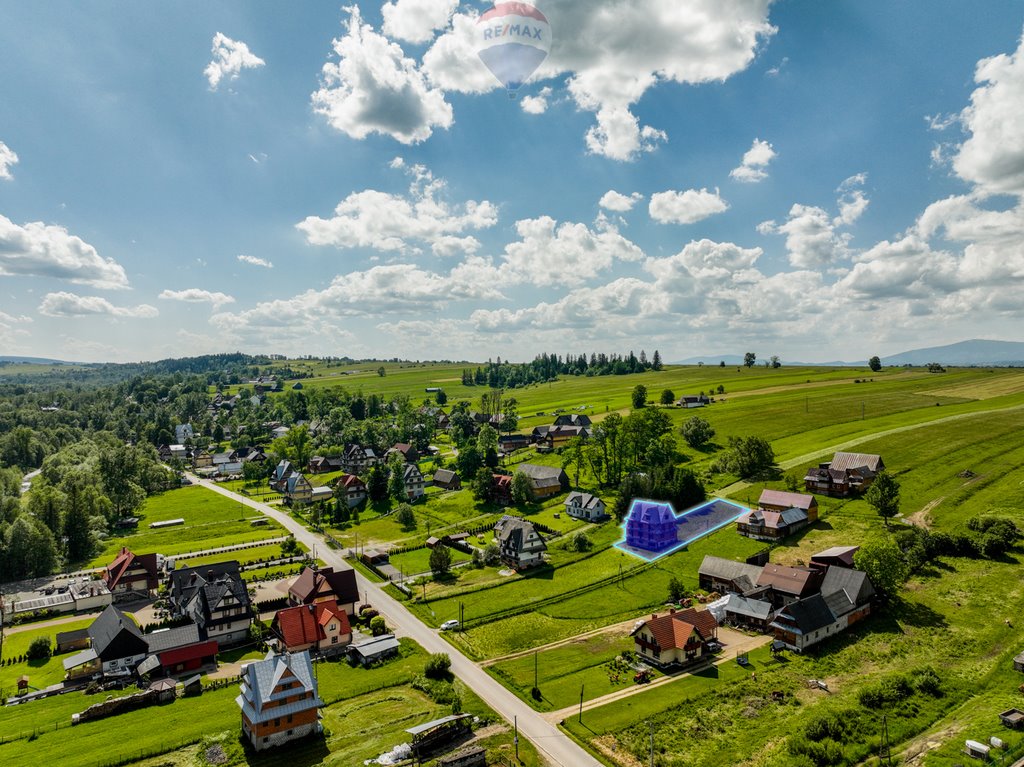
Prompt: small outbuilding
<box><xmin>1000</xmin><ymin>708</ymin><xmax>1024</xmax><ymax>729</ymax></box>
<box><xmin>347</xmin><ymin>634</ymin><xmax>400</xmax><ymax>667</ymax></box>
<box><xmin>1013</xmin><ymin>651</ymin><xmax>1024</xmax><ymax>673</ymax></box>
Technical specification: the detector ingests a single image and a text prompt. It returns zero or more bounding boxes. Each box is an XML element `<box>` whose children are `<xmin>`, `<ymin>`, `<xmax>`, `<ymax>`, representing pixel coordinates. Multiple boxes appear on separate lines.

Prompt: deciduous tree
<box><xmin>865</xmin><ymin>471</ymin><xmax>901</xmax><ymax>528</ymax></box>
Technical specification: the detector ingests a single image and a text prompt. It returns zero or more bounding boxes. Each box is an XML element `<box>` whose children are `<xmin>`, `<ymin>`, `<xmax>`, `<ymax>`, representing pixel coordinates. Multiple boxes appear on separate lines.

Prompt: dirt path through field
<box><xmin>906</xmin><ymin>497</ymin><xmax>944</xmax><ymax>528</ymax></box>
<box><xmin>714</xmin><ymin>401</ymin><xmax>1024</xmax><ymax>500</ymax></box>
<box><xmin>481</xmin><ymin>616</ymin><xmax>645</xmax><ymax>667</ymax></box>
<box><xmin>541</xmin><ymin>630</ymin><xmax>771</xmax><ymax>723</ymax></box>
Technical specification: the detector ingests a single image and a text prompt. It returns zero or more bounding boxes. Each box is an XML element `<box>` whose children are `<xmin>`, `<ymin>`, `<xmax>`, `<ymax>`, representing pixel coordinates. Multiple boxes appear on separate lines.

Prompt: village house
<box><xmin>283</xmin><ymin>473</ymin><xmax>314</xmax><ymax>505</ymax></box>
<box><xmin>236</xmin><ymin>650</ymin><xmax>324</xmax><ymax>751</ymax></box>
<box><xmin>564</xmin><ymin>492</ymin><xmax>607</xmax><ymax>522</ymax></box>
<box><xmin>492</xmin><ymin>474</ymin><xmax>513</xmax><ymax>506</ymax></box>
<box><xmin>308</xmin><ymin>456</ymin><xmax>344</xmax><ymax>474</ymax></box>
<box><xmin>804</xmin><ymin>452</ymin><xmax>885</xmax><ymax>497</ymax></box>
<box><xmin>104</xmin><ymin>547</ymin><xmax>160</xmax><ymax>598</ymax></box>
<box><xmin>77</xmin><ymin>605</ymin><xmax>149</xmax><ymax>678</ymax></box>
<box><xmin>347</xmin><ymin>634</ymin><xmax>401</xmax><ymax>667</ymax></box>
<box><xmin>432</xmin><ymin>468</ymin><xmax>461</xmax><ymax>491</ymax></box>
<box><xmin>140</xmin><ymin>623</ymin><xmax>219</xmax><ymax>678</ymax></box>
<box><xmin>168</xmin><ymin>561</ymin><xmax>254</xmax><ymax>646</ymax></box>
<box><xmin>288</xmin><ymin>566</ymin><xmax>360</xmax><ymax>617</ymax></box>
<box><xmin>271</xmin><ymin>600</ymin><xmax>351</xmax><ymax>656</ymax></box>
<box><xmin>404</xmin><ymin>463</ymin><xmax>426</xmax><ymax>500</ymax></box>
<box><xmin>494</xmin><ymin>516</ymin><xmax>547</xmax><ymax>569</ymax></box>
<box><xmin>498</xmin><ymin>434</ymin><xmax>531</xmax><ymax>454</ymax></box>
<box><xmin>676</xmin><ymin>394</ymin><xmax>711</xmax><ymax>408</ymax></box>
<box><xmin>810</xmin><ymin>546</ymin><xmax>859</xmax><ymax>569</ymax></box>
<box><xmin>631</xmin><ymin>607</ymin><xmax>718</xmax><ymax>669</ymax></box>
<box><xmin>697</xmin><ymin>555</ymin><xmax>764</xmax><ymax>594</ymax></box>
<box><xmin>191</xmin><ymin>449</ymin><xmax>214</xmax><ymax>469</ymax></box>
<box><xmin>515</xmin><ymin>463</ymin><xmax>569</xmax><ymax>500</ymax></box>
<box><xmin>735</xmin><ymin>489</ymin><xmax>818</xmax><ymax>542</ymax></box>
<box><xmin>720</xmin><ymin>594</ymin><xmax>775</xmax><ymax>632</ymax></box>
<box><xmin>271</xmin><ymin>459</ymin><xmax>297</xmax><ymax>491</ymax></box>
<box><xmin>553</xmin><ymin>413</ymin><xmax>592</xmax><ymax>428</ymax></box>
<box><xmin>342</xmin><ymin>444</ymin><xmax>380</xmax><ymax>474</ymax></box>
<box><xmin>543</xmin><ymin>425</ymin><xmax>591</xmax><ymax>450</ymax></box>
<box><xmin>335</xmin><ymin>474</ymin><xmax>367</xmax><ymax>507</ymax></box>
<box><xmin>175</xmin><ymin>424</ymin><xmax>194</xmax><ymax>444</ymax></box>
<box><xmin>769</xmin><ymin>566</ymin><xmax>874</xmax><ymax>652</ymax></box>
<box><xmin>385</xmin><ymin>443</ymin><xmax>419</xmax><ymax>463</ymax></box>
<box><xmin>755</xmin><ymin>564</ymin><xmax>825</xmax><ymax>607</ymax></box>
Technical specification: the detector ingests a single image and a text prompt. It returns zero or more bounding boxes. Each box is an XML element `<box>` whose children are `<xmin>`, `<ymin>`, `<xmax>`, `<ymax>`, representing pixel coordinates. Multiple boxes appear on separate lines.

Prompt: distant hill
<box><xmin>0</xmin><ymin>355</ymin><xmax>74</xmax><ymax>365</ymax></box>
<box><xmin>882</xmin><ymin>339</ymin><xmax>1024</xmax><ymax>367</ymax></box>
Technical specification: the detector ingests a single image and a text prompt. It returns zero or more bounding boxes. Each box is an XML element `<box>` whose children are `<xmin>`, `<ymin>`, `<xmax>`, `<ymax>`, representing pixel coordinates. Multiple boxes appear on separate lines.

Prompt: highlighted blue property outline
<box><xmin>614</xmin><ymin>497</ymin><xmax>750</xmax><ymax>562</ymax></box>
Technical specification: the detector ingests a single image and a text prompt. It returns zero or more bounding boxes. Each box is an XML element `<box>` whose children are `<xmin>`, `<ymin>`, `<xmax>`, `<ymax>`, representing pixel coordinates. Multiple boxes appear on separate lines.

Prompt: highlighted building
<box><xmin>625</xmin><ymin>501</ymin><xmax>678</xmax><ymax>552</ymax></box>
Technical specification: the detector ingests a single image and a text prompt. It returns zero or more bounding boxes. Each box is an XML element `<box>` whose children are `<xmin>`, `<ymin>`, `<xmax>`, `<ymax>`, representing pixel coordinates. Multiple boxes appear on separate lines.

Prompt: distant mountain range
<box><xmin>675</xmin><ymin>339</ymin><xmax>1024</xmax><ymax>367</ymax></box>
<box><xmin>0</xmin><ymin>355</ymin><xmax>75</xmax><ymax>365</ymax></box>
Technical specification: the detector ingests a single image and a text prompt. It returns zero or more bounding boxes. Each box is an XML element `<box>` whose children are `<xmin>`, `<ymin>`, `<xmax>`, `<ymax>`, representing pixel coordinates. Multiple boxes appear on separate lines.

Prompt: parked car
<box><xmin>440</xmin><ymin>619</ymin><xmax>460</xmax><ymax>631</ymax></box>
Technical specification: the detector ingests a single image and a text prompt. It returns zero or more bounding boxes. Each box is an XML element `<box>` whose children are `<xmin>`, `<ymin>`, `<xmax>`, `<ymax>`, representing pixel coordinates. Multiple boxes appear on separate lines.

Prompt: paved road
<box><xmin>192</xmin><ymin>475</ymin><xmax>601</xmax><ymax>767</ymax></box>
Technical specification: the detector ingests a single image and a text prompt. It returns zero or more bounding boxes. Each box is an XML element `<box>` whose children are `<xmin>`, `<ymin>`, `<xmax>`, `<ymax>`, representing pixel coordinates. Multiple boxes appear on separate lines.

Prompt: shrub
<box><xmin>369</xmin><ymin>616</ymin><xmax>387</xmax><ymax>636</ymax></box>
<box><xmin>26</xmin><ymin>636</ymin><xmax>52</xmax><ymax>661</ymax></box>
<box><xmin>564</xmin><ymin>531</ymin><xmax>593</xmax><ymax>553</ymax></box>
<box><xmin>424</xmin><ymin>653</ymin><xmax>452</xmax><ymax>679</ymax></box>
<box><xmin>858</xmin><ymin>673</ymin><xmax>913</xmax><ymax>709</ymax></box>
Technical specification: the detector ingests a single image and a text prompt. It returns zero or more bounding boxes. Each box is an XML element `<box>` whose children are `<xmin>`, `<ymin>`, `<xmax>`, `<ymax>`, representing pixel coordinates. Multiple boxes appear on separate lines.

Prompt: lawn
<box><xmin>0</xmin><ymin>617</ymin><xmax>96</xmax><ymax>695</ymax></box>
<box><xmin>487</xmin><ymin>630</ymin><xmax>638</xmax><ymax>711</ymax></box>
<box><xmin>388</xmin><ymin>545</ymin><xmax>474</xmax><ymax>576</ymax></box>
<box><xmin>0</xmin><ymin>636</ymin><xmax>547</xmax><ymax>767</ymax></box>
<box><xmin>89</xmin><ymin>486</ymin><xmax>286</xmax><ymax>566</ymax></box>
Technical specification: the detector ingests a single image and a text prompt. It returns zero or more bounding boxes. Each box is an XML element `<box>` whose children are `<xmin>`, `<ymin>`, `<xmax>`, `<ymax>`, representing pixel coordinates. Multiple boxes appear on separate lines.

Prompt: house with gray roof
<box><xmin>514</xmin><ymin>464</ymin><xmax>569</xmax><ymax>499</ymax></box>
<box><xmin>494</xmin><ymin>516</ymin><xmax>547</xmax><ymax>569</ymax></box>
<box><xmin>564</xmin><ymin>492</ymin><xmax>607</xmax><ymax>522</ymax></box>
<box><xmin>697</xmin><ymin>555</ymin><xmax>764</xmax><ymax>594</ymax></box>
<box><xmin>236</xmin><ymin>650</ymin><xmax>323</xmax><ymax>751</ymax></box>
<box><xmin>168</xmin><ymin>561</ymin><xmax>253</xmax><ymax>646</ymax></box>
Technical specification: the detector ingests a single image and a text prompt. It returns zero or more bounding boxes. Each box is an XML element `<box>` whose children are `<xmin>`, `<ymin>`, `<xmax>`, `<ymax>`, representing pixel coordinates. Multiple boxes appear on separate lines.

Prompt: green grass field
<box><xmin>0</xmin><ymin>617</ymin><xmax>96</xmax><ymax>695</ymax></box>
<box><xmin>89</xmin><ymin>486</ymin><xmax>287</xmax><ymax>566</ymax></box>
<box><xmin>0</xmin><ymin>637</ymin><xmax>544</xmax><ymax>767</ymax></box>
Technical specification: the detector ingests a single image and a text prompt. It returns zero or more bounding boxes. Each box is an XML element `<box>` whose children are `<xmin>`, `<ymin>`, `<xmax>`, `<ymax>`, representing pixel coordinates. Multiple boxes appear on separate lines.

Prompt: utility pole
<box><xmin>514</xmin><ymin>715</ymin><xmax>519</xmax><ymax>760</ymax></box>
<box><xmin>534</xmin><ymin>650</ymin><xmax>538</xmax><ymax>691</ymax></box>
<box><xmin>880</xmin><ymin>714</ymin><xmax>892</xmax><ymax>766</ymax></box>
<box><xmin>862</xmin><ymin>402</ymin><xmax>865</xmax><ymax>420</ymax></box>
<box><xmin>578</xmin><ymin>684</ymin><xmax>584</xmax><ymax>723</ymax></box>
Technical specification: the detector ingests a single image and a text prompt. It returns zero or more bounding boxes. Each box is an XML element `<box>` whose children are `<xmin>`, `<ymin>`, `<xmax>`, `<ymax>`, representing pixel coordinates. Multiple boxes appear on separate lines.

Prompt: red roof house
<box><xmin>104</xmin><ymin>547</ymin><xmax>159</xmax><ymax>595</ymax></box>
<box><xmin>287</xmin><ymin>566</ymin><xmax>360</xmax><ymax>616</ymax></box>
<box><xmin>272</xmin><ymin>600</ymin><xmax>351</xmax><ymax>656</ymax></box>
<box><xmin>630</xmin><ymin>607</ymin><xmax>718</xmax><ymax>668</ymax></box>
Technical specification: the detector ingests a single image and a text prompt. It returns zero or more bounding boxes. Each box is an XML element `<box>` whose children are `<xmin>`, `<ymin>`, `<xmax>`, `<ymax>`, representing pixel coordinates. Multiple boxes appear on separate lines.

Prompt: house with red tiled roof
<box><xmin>630</xmin><ymin>607</ymin><xmax>718</xmax><ymax>669</ymax></box>
<box><xmin>271</xmin><ymin>600</ymin><xmax>351</xmax><ymax>656</ymax></box>
<box><xmin>287</xmin><ymin>566</ymin><xmax>359</xmax><ymax>617</ymax></box>
<box><xmin>335</xmin><ymin>474</ymin><xmax>367</xmax><ymax>507</ymax></box>
<box><xmin>104</xmin><ymin>547</ymin><xmax>159</xmax><ymax>597</ymax></box>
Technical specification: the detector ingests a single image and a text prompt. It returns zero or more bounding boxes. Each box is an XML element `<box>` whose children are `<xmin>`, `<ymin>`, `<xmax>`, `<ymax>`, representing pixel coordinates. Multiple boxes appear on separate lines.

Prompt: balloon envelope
<box><xmin>476</xmin><ymin>2</ymin><xmax>550</xmax><ymax>93</ymax></box>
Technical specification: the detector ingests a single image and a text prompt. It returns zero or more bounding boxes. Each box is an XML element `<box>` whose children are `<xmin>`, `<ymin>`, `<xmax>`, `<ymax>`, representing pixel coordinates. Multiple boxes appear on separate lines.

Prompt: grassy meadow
<box><xmin>89</xmin><ymin>485</ymin><xmax>287</xmax><ymax>566</ymax></box>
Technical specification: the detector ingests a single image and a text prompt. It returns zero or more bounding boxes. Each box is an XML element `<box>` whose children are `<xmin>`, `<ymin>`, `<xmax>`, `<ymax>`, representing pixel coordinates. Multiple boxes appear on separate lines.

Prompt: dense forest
<box><xmin>461</xmin><ymin>350</ymin><xmax>663</xmax><ymax>388</ymax></box>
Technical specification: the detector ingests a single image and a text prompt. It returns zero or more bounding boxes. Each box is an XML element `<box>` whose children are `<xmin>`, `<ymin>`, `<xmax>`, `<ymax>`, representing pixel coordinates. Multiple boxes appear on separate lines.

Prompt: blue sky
<box><xmin>1</xmin><ymin>1</ymin><xmax>1022</xmax><ymax>363</ymax></box>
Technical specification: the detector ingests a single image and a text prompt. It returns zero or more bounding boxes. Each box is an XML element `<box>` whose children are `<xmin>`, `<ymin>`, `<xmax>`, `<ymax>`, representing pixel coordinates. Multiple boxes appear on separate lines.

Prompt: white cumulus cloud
<box><xmin>296</xmin><ymin>163</ymin><xmax>497</xmax><ymax>253</ymax></box>
<box><xmin>520</xmin><ymin>87</ymin><xmax>553</xmax><ymax>115</ymax></box>
<box><xmin>204</xmin><ymin>32</ymin><xmax>265</xmax><ymax>90</ymax></box>
<box><xmin>237</xmin><ymin>255</ymin><xmax>273</xmax><ymax>268</ymax></box>
<box><xmin>649</xmin><ymin>188</ymin><xmax>729</xmax><ymax>225</ymax></box>
<box><xmin>381</xmin><ymin>0</ymin><xmax>459</xmax><ymax>44</ymax></box>
<box><xmin>599</xmin><ymin>190</ymin><xmax>644</xmax><ymax>212</ymax></box>
<box><xmin>730</xmin><ymin>138</ymin><xmax>777</xmax><ymax>183</ymax></box>
<box><xmin>312</xmin><ymin>6</ymin><xmax>453</xmax><ymax>145</ymax></box>
<box><xmin>953</xmin><ymin>31</ymin><xmax>1024</xmax><ymax>196</ymax></box>
<box><xmin>39</xmin><ymin>292</ymin><xmax>158</xmax><ymax>319</ymax></box>
<box><xmin>0</xmin><ymin>214</ymin><xmax>129</xmax><ymax>289</ymax></box>
<box><xmin>423</xmin><ymin>0</ymin><xmax>775</xmax><ymax>161</ymax></box>
<box><xmin>158</xmin><ymin>288</ymin><xmax>235</xmax><ymax>308</ymax></box>
<box><xmin>0</xmin><ymin>141</ymin><xmax>18</xmax><ymax>180</ymax></box>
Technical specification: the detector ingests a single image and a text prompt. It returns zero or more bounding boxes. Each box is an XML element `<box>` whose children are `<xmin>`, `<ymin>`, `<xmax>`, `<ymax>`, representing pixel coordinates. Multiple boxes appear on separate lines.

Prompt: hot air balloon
<box><xmin>476</xmin><ymin>2</ymin><xmax>550</xmax><ymax>97</ymax></box>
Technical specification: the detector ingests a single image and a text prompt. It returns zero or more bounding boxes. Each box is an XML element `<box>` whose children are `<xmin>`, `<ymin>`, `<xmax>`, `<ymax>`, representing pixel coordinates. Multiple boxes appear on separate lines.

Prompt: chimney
<box><xmin>190</xmin><ymin>572</ymin><xmax>197</xmax><ymax>584</ymax></box>
<box><xmin>207</xmin><ymin>570</ymin><xmax>214</xmax><ymax>581</ymax></box>
<box><xmin>652</xmin><ymin>614</ymin><xmax>657</xmax><ymax>620</ymax></box>
<box><xmin>669</xmin><ymin>608</ymin><xmax>676</xmax><ymax>615</ymax></box>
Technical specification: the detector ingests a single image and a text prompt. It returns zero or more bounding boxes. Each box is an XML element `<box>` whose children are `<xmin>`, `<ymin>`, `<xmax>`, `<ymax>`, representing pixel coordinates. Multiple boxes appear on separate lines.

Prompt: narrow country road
<box><xmin>191</xmin><ymin>475</ymin><xmax>602</xmax><ymax>767</ymax></box>
<box><xmin>19</xmin><ymin>468</ymin><xmax>40</xmax><ymax>495</ymax></box>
